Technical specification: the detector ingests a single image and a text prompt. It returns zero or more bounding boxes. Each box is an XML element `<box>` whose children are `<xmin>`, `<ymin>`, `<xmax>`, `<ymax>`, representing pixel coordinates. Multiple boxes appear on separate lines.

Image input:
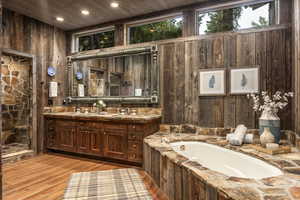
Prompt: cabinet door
<box><xmin>103</xmin><ymin>124</ymin><xmax>127</xmax><ymax>160</ymax></box>
<box><xmin>90</xmin><ymin>128</ymin><xmax>103</xmax><ymax>155</ymax></box>
<box><xmin>46</xmin><ymin>119</ymin><xmax>57</xmax><ymax>149</ymax></box>
<box><xmin>56</xmin><ymin>120</ymin><xmax>76</xmax><ymax>152</ymax></box>
<box><xmin>77</xmin><ymin>127</ymin><xmax>90</xmax><ymax>154</ymax></box>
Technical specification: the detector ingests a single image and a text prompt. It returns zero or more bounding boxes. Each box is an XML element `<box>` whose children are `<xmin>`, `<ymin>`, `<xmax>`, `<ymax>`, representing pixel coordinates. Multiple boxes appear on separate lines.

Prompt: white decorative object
<box><xmin>244</xmin><ymin>134</ymin><xmax>254</xmax><ymax>144</ymax></box>
<box><xmin>248</xmin><ymin>91</ymin><xmax>293</xmax><ymax>143</ymax></box>
<box><xmin>135</xmin><ymin>88</ymin><xmax>142</xmax><ymax>96</ymax></box>
<box><xmin>266</xmin><ymin>143</ymin><xmax>279</xmax><ymax>150</ymax></box>
<box><xmin>78</xmin><ymin>84</ymin><xmax>85</xmax><ymax>97</ymax></box>
<box><xmin>230</xmin><ymin>67</ymin><xmax>259</xmax><ymax>94</ymax></box>
<box><xmin>226</xmin><ymin>133</ymin><xmax>235</xmax><ymax>141</ymax></box>
<box><xmin>49</xmin><ymin>82</ymin><xmax>58</xmax><ymax>97</ymax></box>
<box><xmin>260</xmin><ymin>128</ymin><xmax>275</xmax><ymax>147</ymax></box>
<box><xmin>228</xmin><ymin>124</ymin><xmax>247</xmax><ymax>146</ymax></box>
<box><xmin>199</xmin><ymin>69</ymin><xmax>226</xmax><ymax>96</ymax></box>
<box><xmin>226</xmin><ymin>133</ymin><xmax>254</xmax><ymax>144</ymax></box>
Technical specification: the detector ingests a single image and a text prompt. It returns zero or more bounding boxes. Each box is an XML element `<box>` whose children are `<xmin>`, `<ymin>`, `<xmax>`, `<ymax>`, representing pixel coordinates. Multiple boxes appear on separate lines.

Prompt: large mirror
<box><xmin>67</xmin><ymin>46</ymin><xmax>159</xmax><ymax>104</ymax></box>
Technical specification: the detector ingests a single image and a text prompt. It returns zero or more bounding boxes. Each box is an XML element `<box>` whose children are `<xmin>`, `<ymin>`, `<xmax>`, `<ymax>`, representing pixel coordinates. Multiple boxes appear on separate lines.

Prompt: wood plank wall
<box><xmin>1</xmin><ymin>8</ymin><xmax>67</xmax><ymax>152</ymax></box>
<box><xmin>0</xmin><ymin>1</ymin><xmax>3</xmax><ymax>199</ymax></box>
<box><xmin>160</xmin><ymin>27</ymin><xmax>293</xmax><ymax>130</ymax></box>
<box><xmin>294</xmin><ymin>0</ymin><xmax>300</xmax><ymax>135</ymax></box>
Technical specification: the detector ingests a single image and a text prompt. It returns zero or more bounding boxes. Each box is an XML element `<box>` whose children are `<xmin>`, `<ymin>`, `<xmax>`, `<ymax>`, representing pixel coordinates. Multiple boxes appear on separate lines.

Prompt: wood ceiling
<box><xmin>3</xmin><ymin>0</ymin><xmax>208</xmax><ymax>31</ymax></box>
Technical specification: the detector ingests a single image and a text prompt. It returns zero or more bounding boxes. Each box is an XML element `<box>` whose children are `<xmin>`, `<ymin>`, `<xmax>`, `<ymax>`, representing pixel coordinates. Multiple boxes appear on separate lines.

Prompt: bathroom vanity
<box><xmin>44</xmin><ymin>112</ymin><xmax>161</xmax><ymax>164</ymax></box>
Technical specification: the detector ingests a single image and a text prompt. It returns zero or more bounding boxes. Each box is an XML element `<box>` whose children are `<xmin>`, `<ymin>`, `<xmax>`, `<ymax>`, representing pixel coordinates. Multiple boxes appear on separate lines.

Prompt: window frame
<box><xmin>125</xmin><ymin>13</ymin><xmax>183</xmax><ymax>45</ymax></box>
<box><xmin>196</xmin><ymin>0</ymin><xmax>279</xmax><ymax>35</ymax></box>
<box><xmin>72</xmin><ymin>26</ymin><xmax>115</xmax><ymax>53</ymax></box>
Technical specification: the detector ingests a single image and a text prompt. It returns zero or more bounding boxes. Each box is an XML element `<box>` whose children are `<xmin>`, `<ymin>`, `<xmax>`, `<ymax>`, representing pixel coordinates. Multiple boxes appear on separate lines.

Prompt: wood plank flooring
<box><xmin>3</xmin><ymin>153</ymin><xmax>167</xmax><ymax>200</ymax></box>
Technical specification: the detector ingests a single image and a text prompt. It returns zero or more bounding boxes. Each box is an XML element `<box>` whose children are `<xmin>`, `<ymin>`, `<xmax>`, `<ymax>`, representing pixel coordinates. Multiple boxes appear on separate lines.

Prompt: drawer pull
<box><xmin>131</xmin><ymin>154</ymin><xmax>136</xmax><ymax>159</ymax></box>
<box><xmin>132</xmin><ymin>144</ymin><xmax>137</xmax><ymax>148</ymax></box>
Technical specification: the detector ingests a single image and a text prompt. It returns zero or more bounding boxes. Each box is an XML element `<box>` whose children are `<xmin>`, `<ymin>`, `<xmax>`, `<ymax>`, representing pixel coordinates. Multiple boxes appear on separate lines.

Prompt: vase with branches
<box><xmin>248</xmin><ymin>91</ymin><xmax>293</xmax><ymax>143</ymax></box>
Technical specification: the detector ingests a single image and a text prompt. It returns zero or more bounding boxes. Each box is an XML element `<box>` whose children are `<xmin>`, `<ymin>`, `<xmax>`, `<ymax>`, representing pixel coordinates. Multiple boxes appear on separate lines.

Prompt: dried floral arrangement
<box><xmin>247</xmin><ymin>91</ymin><xmax>293</xmax><ymax>120</ymax></box>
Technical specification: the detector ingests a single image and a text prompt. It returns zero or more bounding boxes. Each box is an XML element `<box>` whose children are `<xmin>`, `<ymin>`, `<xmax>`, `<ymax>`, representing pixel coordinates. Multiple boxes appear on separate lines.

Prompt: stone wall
<box><xmin>1</xmin><ymin>55</ymin><xmax>32</xmax><ymax>145</ymax></box>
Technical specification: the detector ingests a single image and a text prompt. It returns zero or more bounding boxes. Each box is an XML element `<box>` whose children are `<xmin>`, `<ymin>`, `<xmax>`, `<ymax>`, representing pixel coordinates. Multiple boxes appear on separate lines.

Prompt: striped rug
<box><xmin>63</xmin><ymin>168</ymin><xmax>153</xmax><ymax>200</ymax></box>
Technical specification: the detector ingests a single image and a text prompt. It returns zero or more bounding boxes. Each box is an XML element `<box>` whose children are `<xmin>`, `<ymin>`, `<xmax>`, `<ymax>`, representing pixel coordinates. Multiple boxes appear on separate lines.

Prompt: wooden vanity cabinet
<box><xmin>45</xmin><ymin>117</ymin><xmax>160</xmax><ymax>164</ymax></box>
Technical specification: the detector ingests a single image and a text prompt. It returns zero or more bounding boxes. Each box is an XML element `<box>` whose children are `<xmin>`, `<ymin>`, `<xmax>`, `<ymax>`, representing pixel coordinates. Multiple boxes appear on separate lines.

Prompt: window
<box><xmin>198</xmin><ymin>1</ymin><xmax>276</xmax><ymax>34</ymax></box>
<box><xmin>128</xmin><ymin>16</ymin><xmax>183</xmax><ymax>44</ymax></box>
<box><xmin>74</xmin><ymin>29</ymin><xmax>115</xmax><ymax>52</ymax></box>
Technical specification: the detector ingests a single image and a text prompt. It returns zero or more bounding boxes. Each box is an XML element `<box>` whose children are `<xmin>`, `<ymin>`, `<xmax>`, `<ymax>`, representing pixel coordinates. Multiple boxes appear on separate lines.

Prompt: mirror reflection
<box><xmin>72</xmin><ymin>53</ymin><xmax>152</xmax><ymax>98</ymax></box>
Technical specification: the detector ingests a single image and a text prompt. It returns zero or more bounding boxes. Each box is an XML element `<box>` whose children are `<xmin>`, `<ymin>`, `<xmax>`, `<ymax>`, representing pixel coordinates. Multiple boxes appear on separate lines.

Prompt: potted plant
<box><xmin>93</xmin><ymin>100</ymin><xmax>107</xmax><ymax>114</ymax></box>
<box><xmin>248</xmin><ymin>91</ymin><xmax>293</xmax><ymax>143</ymax></box>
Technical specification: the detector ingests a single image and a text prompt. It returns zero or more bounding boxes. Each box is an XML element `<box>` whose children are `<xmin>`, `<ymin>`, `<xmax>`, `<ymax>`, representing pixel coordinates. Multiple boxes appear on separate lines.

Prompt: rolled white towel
<box><xmin>231</xmin><ymin>125</ymin><xmax>247</xmax><ymax>146</ymax></box>
<box><xmin>244</xmin><ymin>134</ymin><xmax>254</xmax><ymax>144</ymax></box>
<box><xmin>229</xmin><ymin>135</ymin><xmax>243</xmax><ymax>146</ymax></box>
<box><xmin>226</xmin><ymin>133</ymin><xmax>234</xmax><ymax>141</ymax></box>
<box><xmin>227</xmin><ymin>133</ymin><xmax>254</xmax><ymax>144</ymax></box>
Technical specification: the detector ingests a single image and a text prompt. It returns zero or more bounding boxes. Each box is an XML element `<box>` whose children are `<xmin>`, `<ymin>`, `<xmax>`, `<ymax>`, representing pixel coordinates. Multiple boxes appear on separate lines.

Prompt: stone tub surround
<box><xmin>144</xmin><ymin>133</ymin><xmax>300</xmax><ymax>200</ymax></box>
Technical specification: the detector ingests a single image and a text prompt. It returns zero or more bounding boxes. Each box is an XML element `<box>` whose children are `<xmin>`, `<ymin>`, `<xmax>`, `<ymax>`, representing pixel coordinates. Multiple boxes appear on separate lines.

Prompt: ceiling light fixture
<box><xmin>110</xmin><ymin>2</ymin><xmax>119</xmax><ymax>8</ymax></box>
<box><xmin>81</xmin><ymin>10</ymin><xmax>90</xmax><ymax>15</ymax></box>
<box><xmin>56</xmin><ymin>17</ymin><xmax>64</xmax><ymax>22</ymax></box>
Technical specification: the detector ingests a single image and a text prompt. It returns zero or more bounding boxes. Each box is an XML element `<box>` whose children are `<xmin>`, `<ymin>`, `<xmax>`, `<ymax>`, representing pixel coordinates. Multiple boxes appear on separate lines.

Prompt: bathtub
<box><xmin>171</xmin><ymin>141</ymin><xmax>283</xmax><ymax>179</ymax></box>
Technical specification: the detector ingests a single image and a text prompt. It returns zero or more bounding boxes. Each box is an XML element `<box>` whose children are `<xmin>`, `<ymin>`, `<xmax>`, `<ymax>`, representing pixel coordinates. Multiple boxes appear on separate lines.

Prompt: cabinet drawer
<box><xmin>78</xmin><ymin>122</ymin><xmax>102</xmax><ymax>129</ymax></box>
<box><xmin>128</xmin><ymin>124</ymin><xmax>145</xmax><ymax>133</ymax></box>
<box><xmin>104</xmin><ymin>123</ymin><xmax>127</xmax><ymax>132</ymax></box>
<box><xmin>128</xmin><ymin>132</ymin><xmax>143</xmax><ymax>141</ymax></box>
<box><xmin>128</xmin><ymin>141</ymin><xmax>142</xmax><ymax>152</ymax></box>
<box><xmin>128</xmin><ymin>152</ymin><xmax>142</xmax><ymax>162</ymax></box>
<box><xmin>56</xmin><ymin>120</ymin><xmax>76</xmax><ymax>127</ymax></box>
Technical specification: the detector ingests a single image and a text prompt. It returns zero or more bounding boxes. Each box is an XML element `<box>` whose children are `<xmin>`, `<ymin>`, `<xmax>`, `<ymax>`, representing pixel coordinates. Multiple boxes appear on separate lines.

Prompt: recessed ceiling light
<box><xmin>56</xmin><ymin>17</ymin><xmax>64</xmax><ymax>22</ymax></box>
<box><xmin>81</xmin><ymin>10</ymin><xmax>90</xmax><ymax>15</ymax></box>
<box><xmin>110</xmin><ymin>2</ymin><xmax>119</xmax><ymax>8</ymax></box>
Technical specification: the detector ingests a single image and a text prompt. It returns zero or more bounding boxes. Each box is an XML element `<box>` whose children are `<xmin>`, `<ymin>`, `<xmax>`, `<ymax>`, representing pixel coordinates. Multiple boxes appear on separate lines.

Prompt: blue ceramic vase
<box><xmin>259</xmin><ymin>110</ymin><xmax>281</xmax><ymax>144</ymax></box>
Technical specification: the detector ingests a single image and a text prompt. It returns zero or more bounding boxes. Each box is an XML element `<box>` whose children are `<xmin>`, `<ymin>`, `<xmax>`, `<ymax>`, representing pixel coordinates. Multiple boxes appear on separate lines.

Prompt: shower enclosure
<box><xmin>1</xmin><ymin>49</ymin><xmax>37</xmax><ymax>162</ymax></box>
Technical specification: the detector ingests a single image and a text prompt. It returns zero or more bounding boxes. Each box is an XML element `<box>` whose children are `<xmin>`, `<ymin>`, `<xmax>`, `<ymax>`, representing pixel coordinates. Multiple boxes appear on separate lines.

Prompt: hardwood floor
<box><xmin>3</xmin><ymin>153</ymin><xmax>167</xmax><ymax>200</ymax></box>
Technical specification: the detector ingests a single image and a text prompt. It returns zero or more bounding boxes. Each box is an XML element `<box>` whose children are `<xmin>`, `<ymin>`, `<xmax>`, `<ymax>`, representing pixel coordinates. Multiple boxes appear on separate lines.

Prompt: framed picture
<box><xmin>230</xmin><ymin>67</ymin><xmax>259</xmax><ymax>94</ymax></box>
<box><xmin>199</xmin><ymin>69</ymin><xmax>226</xmax><ymax>96</ymax></box>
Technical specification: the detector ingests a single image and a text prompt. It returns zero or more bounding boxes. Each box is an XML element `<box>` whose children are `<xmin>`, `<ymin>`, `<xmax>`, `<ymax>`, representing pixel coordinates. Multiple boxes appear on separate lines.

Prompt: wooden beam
<box><xmin>115</xmin><ymin>24</ymin><xmax>125</xmax><ymax>46</ymax></box>
<box><xmin>294</xmin><ymin>0</ymin><xmax>300</xmax><ymax>135</ymax></box>
<box><xmin>183</xmin><ymin>9</ymin><xmax>197</xmax><ymax>37</ymax></box>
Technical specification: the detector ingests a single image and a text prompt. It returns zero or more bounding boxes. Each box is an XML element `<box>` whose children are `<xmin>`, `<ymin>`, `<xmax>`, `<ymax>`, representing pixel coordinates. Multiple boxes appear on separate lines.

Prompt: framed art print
<box><xmin>230</xmin><ymin>67</ymin><xmax>259</xmax><ymax>94</ymax></box>
<box><xmin>199</xmin><ymin>69</ymin><xmax>226</xmax><ymax>96</ymax></box>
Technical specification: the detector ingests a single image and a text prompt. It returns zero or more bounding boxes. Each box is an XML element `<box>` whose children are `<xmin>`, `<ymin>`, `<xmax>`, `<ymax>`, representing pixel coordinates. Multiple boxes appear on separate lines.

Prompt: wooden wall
<box><xmin>160</xmin><ymin>26</ymin><xmax>293</xmax><ymax>130</ymax></box>
<box><xmin>294</xmin><ymin>0</ymin><xmax>300</xmax><ymax>134</ymax></box>
<box><xmin>0</xmin><ymin>1</ymin><xmax>3</xmax><ymax>199</ymax></box>
<box><xmin>1</xmin><ymin>8</ymin><xmax>67</xmax><ymax>152</ymax></box>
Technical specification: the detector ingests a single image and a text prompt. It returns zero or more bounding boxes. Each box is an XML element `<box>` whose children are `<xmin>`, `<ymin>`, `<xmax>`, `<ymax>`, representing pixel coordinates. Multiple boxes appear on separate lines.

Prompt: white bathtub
<box><xmin>171</xmin><ymin>141</ymin><xmax>283</xmax><ymax>179</ymax></box>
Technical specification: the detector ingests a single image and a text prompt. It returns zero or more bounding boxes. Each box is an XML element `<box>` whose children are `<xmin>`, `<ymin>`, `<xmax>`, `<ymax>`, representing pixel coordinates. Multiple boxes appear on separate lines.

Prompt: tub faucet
<box><xmin>161</xmin><ymin>137</ymin><xmax>170</xmax><ymax>144</ymax></box>
<box><xmin>180</xmin><ymin>145</ymin><xmax>186</xmax><ymax>151</ymax></box>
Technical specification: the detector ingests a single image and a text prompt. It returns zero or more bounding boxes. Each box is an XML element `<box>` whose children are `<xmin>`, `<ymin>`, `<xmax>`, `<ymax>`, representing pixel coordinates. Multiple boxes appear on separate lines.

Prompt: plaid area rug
<box><xmin>63</xmin><ymin>168</ymin><xmax>153</xmax><ymax>200</ymax></box>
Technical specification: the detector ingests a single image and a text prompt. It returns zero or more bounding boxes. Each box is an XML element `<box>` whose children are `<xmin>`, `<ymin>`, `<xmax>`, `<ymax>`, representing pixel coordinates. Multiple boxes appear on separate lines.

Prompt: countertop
<box><xmin>43</xmin><ymin>112</ymin><xmax>162</xmax><ymax>123</ymax></box>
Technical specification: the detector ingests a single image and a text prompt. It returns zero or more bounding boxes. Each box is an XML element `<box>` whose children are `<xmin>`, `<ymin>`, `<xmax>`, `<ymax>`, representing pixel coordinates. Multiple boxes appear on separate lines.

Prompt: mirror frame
<box><xmin>66</xmin><ymin>45</ymin><xmax>159</xmax><ymax>104</ymax></box>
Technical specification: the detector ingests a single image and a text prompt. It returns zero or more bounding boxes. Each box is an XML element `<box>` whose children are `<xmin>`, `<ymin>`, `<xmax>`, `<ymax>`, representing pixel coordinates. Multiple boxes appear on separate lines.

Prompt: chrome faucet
<box><xmin>180</xmin><ymin>145</ymin><xmax>186</xmax><ymax>151</ymax></box>
<box><xmin>119</xmin><ymin>107</ymin><xmax>130</xmax><ymax>115</ymax></box>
